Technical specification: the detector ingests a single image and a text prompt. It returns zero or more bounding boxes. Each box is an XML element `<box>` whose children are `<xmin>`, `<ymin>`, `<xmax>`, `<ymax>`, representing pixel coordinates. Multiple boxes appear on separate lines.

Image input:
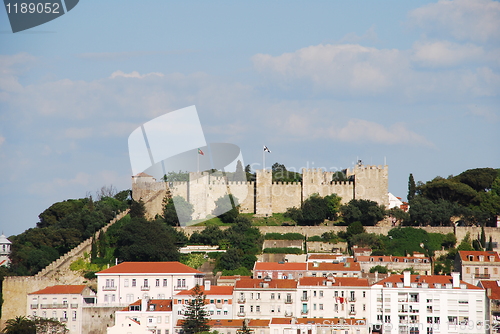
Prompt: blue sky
<box><xmin>0</xmin><ymin>0</ymin><xmax>499</xmax><ymax>237</ymax></box>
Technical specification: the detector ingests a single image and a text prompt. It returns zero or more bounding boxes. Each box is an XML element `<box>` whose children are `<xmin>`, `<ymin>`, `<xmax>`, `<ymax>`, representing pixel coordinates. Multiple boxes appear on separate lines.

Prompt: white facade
<box><xmin>0</xmin><ymin>233</ymin><xmax>12</xmax><ymax>267</ymax></box>
<box><xmin>96</xmin><ymin>262</ymin><xmax>204</xmax><ymax>306</ymax></box>
<box><xmin>369</xmin><ymin>272</ymin><xmax>487</xmax><ymax>334</ymax></box>
<box><xmin>110</xmin><ymin>299</ymin><xmax>173</xmax><ymax>334</ymax></box>
<box><xmin>27</xmin><ymin>285</ymin><xmax>96</xmax><ymax>334</ymax></box>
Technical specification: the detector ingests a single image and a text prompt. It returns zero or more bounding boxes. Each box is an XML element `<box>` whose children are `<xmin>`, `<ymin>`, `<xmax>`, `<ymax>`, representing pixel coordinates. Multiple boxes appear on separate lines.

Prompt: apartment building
<box><xmin>269</xmin><ymin>318</ymin><xmax>369</xmax><ymax>334</ymax></box>
<box><xmin>109</xmin><ymin>298</ymin><xmax>173</xmax><ymax>334</ymax></box>
<box><xmin>174</xmin><ymin>319</ymin><xmax>270</xmax><ymax>334</ymax></box>
<box><xmin>297</xmin><ymin>277</ymin><xmax>370</xmax><ymax>319</ymax></box>
<box><xmin>478</xmin><ymin>280</ymin><xmax>500</xmax><ymax>327</ymax></box>
<box><xmin>233</xmin><ymin>278</ymin><xmax>298</xmax><ymax>319</ymax></box>
<box><xmin>307</xmin><ymin>259</ymin><xmax>361</xmax><ymax>278</ymax></box>
<box><xmin>27</xmin><ymin>285</ymin><xmax>96</xmax><ymax>334</ymax></box>
<box><xmin>96</xmin><ymin>262</ymin><xmax>204</xmax><ymax>306</ymax></box>
<box><xmin>253</xmin><ymin>262</ymin><xmax>307</xmax><ymax>279</ymax></box>
<box><xmin>455</xmin><ymin>251</ymin><xmax>500</xmax><ymax>285</ymax></box>
<box><xmin>370</xmin><ymin>272</ymin><xmax>487</xmax><ymax>334</ymax></box>
<box><xmin>173</xmin><ymin>281</ymin><xmax>234</xmax><ymax>322</ymax></box>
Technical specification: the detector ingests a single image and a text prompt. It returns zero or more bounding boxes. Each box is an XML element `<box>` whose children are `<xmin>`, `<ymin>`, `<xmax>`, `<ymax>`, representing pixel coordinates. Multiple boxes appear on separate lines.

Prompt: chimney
<box><xmin>375</xmin><ymin>271</ymin><xmax>379</xmax><ymax>282</ymax></box>
<box><xmin>451</xmin><ymin>272</ymin><xmax>460</xmax><ymax>288</ymax></box>
<box><xmin>204</xmin><ymin>280</ymin><xmax>211</xmax><ymax>292</ymax></box>
<box><xmin>487</xmin><ymin>288</ymin><xmax>492</xmax><ymax>297</ymax></box>
<box><xmin>403</xmin><ymin>271</ymin><xmax>411</xmax><ymax>287</ymax></box>
<box><xmin>141</xmin><ymin>296</ymin><xmax>149</xmax><ymax>312</ymax></box>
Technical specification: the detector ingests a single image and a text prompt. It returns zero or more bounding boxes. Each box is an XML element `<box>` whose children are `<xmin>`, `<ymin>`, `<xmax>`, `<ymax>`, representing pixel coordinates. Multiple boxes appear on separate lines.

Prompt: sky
<box><xmin>0</xmin><ymin>0</ymin><xmax>499</xmax><ymax>237</ymax></box>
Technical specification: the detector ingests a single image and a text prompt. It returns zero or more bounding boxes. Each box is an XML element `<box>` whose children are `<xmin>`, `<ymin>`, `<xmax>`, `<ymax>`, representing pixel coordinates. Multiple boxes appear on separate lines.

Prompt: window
<box><xmin>278</xmin><ymin>293</ymin><xmax>281</xmax><ymax>300</ymax></box>
<box><xmin>126</xmin><ymin>294</ymin><xmax>134</xmax><ymax>303</ymax></box>
<box><xmin>313</xmin><ymin>291</ymin><xmax>317</xmax><ymax>297</ymax></box>
<box><xmin>334</xmin><ymin>304</ymin><xmax>338</xmax><ymax>312</ymax></box>
<box><xmin>72</xmin><ymin>311</ymin><xmax>76</xmax><ymax>321</ymax></box>
<box><xmin>319</xmin><ymin>304</ymin><xmax>323</xmax><ymax>310</ymax></box>
<box><xmin>104</xmin><ymin>295</ymin><xmax>108</xmax><ymax>302</ymax></box>
<box><xmin>224</xmin><ymin>310</ymin><xmax>228</xmax><ymax>315</ymax></box>
<box><xmin>111</xmin><ymin>294</ymin><xmax>116</xmax><ymax>302</ymax></box>
<box><xmin>163</xmin><ymin>279</ymin><xmax>168</xmax><ymax>287</ymax></box>
<box><xmin>250</xmin><ymin>306</ymin><xmax>253</xmax><ymax>312</ymax></box>
<box><xmin>363</xmin><ymin>304</ymin><xmax>366</xmax><ymax>311</ymax></box>
<box><xmin>363</xmin><ymin>291</ymin><xmax>366</xmax><ymax>298</ymax></box>
<box><xmin>156</xmin><ymin>279</ymin><xmax>160</xmax><ymax>287</ymax></box>
<box><xmin>157</xmin><ymin>316</ymin><xmax>161</xmax><ymax>323</ymax></box>
<box><xmin>144</xmin><ymin>279</ymin><xmax>149</xmax><ymax>287</ymax></box>
<box><xmin>256</xmin><ymin>306</ymin><xmax>260</xmax><ymax>312</ymax></box>
<box><xmin>165</xmin><ymin>316</ymin><xmax>169</xmax><ymax>323</ymax></box>
<box><xmin>257</xmin><ymin>293</ymin><xmax>260</xmax><ymax>300</ymax></box>
<box><xmin>385</xmin><ymin>316</ymin><xmax>391</xmax><ymax>323</ymax></box>
<box><xmin>148</xmin><ymin>317</ymin><xmax>153</xmax><ymax>324</ymax></box>
<box><xmin>271</xmin><ymin>293</ymin><xmax>275</xmax><ymax>299</ymax></box>
<box><xmin>334</xmin><ymin>291</ymin><xmax>338</xmax><ymax>297</ymax></box>
<box><xmin>217</xmin><ymin>310</ymin><xmax>221</xmax><ymax>315</ymax></box>
<box><xmin>124</xmin><ymin>279</ymin><xmax>129</xmax><ymax>287</ymax></box>
<box><xmin>319</xmin><ymin>291</ymin><xmax>323</xmax><ymax>297</ymax></box>
<box><xmin>466</xmin><ymin>267</ymin><xmax>470</xmax><ymax>274</ymax></box>
<box><xmin>313</xmin><ymin>304</ymin><xmax>316</xmax><ymax>310</ymax></box>
<box><xmin>239</xmin><ymin>306</ymin><xmax>244</xmax><ymax>313</ymax></box>
<box><xmin>350</xmin><ymin>304</ymin><xmax>355</xmax><ymax>312</ymax></box>
<box><xmin>132</xmin><ymin>279</ymin><xmax>136</xmax><ymax>287</ymax></box>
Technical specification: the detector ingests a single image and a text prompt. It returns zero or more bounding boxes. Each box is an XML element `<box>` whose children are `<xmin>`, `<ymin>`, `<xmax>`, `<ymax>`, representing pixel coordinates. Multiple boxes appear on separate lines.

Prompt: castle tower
<box><xmin>189</xmin><ymin>171</ymin><xmax>210</xmax><ymax>220</ymax></box>
<box><xmin>255</xmin><ymin>169</ymin><xmax>272</xmax><ymax>216</ymax></box>
<box><xmin>346</xmin><ymin>164</ymin><xmax>389</xmax><ymax>206</ymax></box>
<box><xmin>0</xmin><ymin>233</ymin><xmax>12</xmax><ymax>267</ymax></box>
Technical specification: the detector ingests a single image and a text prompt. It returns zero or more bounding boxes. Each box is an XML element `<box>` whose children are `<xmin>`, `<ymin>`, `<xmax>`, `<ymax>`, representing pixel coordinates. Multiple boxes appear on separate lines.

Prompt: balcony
<box><xmin>301</xmin><ymin>309</ymin><xmax>309</xmax><ymax>315</ymax></box>
<box><xmin>285</xmin><ymin>311</ymin><xmax>293</xmax><ymax>317</ymax></box>
<box><xmin>475</xmin><ymin>274</ymin><xmax>491</xmax><ymax>279</ymax></box>
<box><xmin>349</xmin><ymin>298</ymin><xmax>356</xmax><ymax>302</ymax></box>
<box><xmin>301</xmin><ymin>296</ymin><xmax>309</xmax><ymax>301</ymax></box>
<box><xmin>349</xmin><ymin>311</ymin><xmax>357</xmax><ymax>315</ymax></box>
<box><xmin>398</xmin><ymin>309</ymin><xmax>408</xmax><ymax>313</ymax></box>
<box><xmin>140</xmin><ymin>286</ymin><xmax>150</xmax><ymax>291</ymax></box>
<box><xmin>174</xmin><ymin>286</ymin><xmax>188</xmax><ymax>291</ymax></box>
<box><xmin>60</xmin><ymin>318</ymin><xmax>68</xmax><ymax>322</ymax></box>
<box><xmin>409</xmin><ymin>309</ymin><xmax>419</xmax><ymax>313</ymax></box>
<box><xmin>237</xmin><ymin>311</ymin><xmax>245</xmax><ymax>317</ymax></box>
<box><xmin>70</xmin><ymin>304</ymin><xmax>78</xmax><ymax>309</ymax></box>
<box><xmin>237</xmin><ymin>297</ymin><xmax>246</xmax><ymax>304</ymax></box>
<box><xmin>40</xmin><ymin>304</ymin><xmax>68</xmax><ymax>309</ymax></box>
<box><xmin>102</xmin><ymin>285</ymin><xmax>117</xmax><ymax>291</ymax></box>
<box><xmin>285</xmin><ymin>299</ymin><xmax>293</xmax><ymax>304</ymax></box>
<box><xmin>30</xmin><ymin>304</ymin><xmax>38</xmax><ymax>309</ymax></box>
<box><xmin>377</xmin><ymin>298</ymin><xmax>383</xmax><ymax>302</ymax></box>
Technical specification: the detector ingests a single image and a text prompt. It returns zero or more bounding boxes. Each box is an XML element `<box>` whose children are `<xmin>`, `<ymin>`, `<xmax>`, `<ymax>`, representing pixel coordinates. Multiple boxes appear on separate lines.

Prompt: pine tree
<box><xmin>90</xmin><ymin>234</ymin><xmax>97</xmax><ymax>261</ymax></box>
<box><xmin>98</xmin><ymin>231</ymin><xmax>108</xmax><ymax>258</ymax></box>
<box><xmin>239</xmin><ymin>319</ymin><xmax>252</xmax><ymax>334</ymax></box>
<box><xmin>480</xmin><ymin>225</ymin><xmax>486</xmax><ymax>249</ymax></box>
<box><xmin>487</xmin><ymin>236</ymin><xmax>494</xmax><ymax>251</ymax></box>
<box><xmin>181</xmin><ymin>284</ymin><xmax>210</xmax><ymax>334</ymax></box>
<box><xmin>408</xmin><ymin>174</ymin><xmax>416</xmax><ymax>201</ymax></box>
<box><xmin>129</xmin><ymin>198</ymin><xmax>146</xmax><ymax>219</ymax></box>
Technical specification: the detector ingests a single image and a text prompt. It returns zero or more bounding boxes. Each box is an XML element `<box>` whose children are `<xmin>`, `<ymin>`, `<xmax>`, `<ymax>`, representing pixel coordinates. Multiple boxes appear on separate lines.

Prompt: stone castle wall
<box><xmin>1</xmin><ymin>210</ymin><xmax>129</xmax><ymax>329</ymax></box>
<box><xmin>133</xmin><ymin>165</ymin><xmax>390</xmax><ymax>220</ymax></box>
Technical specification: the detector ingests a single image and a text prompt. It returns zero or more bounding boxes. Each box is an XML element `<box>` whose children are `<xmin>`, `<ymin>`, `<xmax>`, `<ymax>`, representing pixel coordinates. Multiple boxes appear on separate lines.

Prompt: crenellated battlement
<box><xmin>132</xmin><ymin>164</ymin><xmax>389</xmax><ymax>219</ymax></box>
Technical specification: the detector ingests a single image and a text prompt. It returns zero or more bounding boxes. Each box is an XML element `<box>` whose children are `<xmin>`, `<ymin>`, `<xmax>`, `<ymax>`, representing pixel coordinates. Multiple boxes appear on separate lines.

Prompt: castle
<box><xmin>132</xmin><ymin>164</ymin><xmax>389</xmax><ymax>220</ymax></box>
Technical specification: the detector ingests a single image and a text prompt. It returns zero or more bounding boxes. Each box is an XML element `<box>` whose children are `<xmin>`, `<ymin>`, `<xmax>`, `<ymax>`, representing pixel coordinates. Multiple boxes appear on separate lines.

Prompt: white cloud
<box><xmin>410</xmin><ymin>0</ymin><xmax>500</xmax><ymax>43</ymax></box>
<box><xmin>467</xmin><ymin>104</ymin><xmax>499</xmax><ymax>122</ymax></box>
<box><xmin>110</xmin><ymin>70</ymin><xmax>164</xmax><ymax>79</ymax></box>
<box><xmin>253</xmin><ymin>44</ymin><xmax>408</xmax><ymax>95</ymax></box>
<box><xmin>412</xmin><ymin>41</ymin><xmax>484</xmax><ymax>67</ymax></box>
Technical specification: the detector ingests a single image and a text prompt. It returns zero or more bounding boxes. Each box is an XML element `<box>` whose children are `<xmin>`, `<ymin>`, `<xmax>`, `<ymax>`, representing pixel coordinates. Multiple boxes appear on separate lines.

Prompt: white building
<box><xmin>455</xmin><ymin>251</ymin><xmax>500</xmax><ymax>285</ymax></box>
<box><xmin>108</xmin><ymin>298</ymin><xmax>173</xmax><ymax>334</ymax></box>
<box><xmin>173</xmin><ymin>281</ymin><xmax>234</xmax><ymax>323</ymax></box>
<box><xmin>269</xmin><ymin>317</ymin><xmax>369</xmax><ymax>334</ymax></box>
<box><xmin>297</xmin><ymin>277</ymin><xmax>370</xmax><ymax>319</ymax></box>
<box><xmin>27</xmin><ymin>285</ymin><xmax>96</xmax><ymax>334</ymax></box>
<box><xmin>0</xmin><ymin>233</ymin><xmax>12</xmax><ymax>267</ymax></box>
<box><xmin>369</xmin><ymin>272</ymin><xmax>487</xmax><ymax>334</ymax></box>
<box><xmin>96</xmin><ymin>262</ymin><xmax>204</xmax><ymax>306</ymax></box>
<box><xmin>233</xmin><ymin>278</ymin><xmax>298</xmax><ymax>319</ymax></box>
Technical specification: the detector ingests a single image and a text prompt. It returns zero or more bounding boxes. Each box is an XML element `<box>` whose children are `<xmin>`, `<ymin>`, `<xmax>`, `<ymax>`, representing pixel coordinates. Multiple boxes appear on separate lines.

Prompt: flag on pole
<box><xmin>264</xmin><ymin>145</ymin><xmax>271</xmax><ymax>153</ymax></box>
<box><xmin>198</xmin><ymin>148</ymin><xmax>204</xmax><ymax>155</ymax></box>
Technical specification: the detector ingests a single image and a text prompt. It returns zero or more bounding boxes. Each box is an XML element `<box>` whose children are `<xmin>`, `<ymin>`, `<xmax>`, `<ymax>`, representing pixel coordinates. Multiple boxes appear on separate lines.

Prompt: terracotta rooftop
<box><xmin>235</xmin><ymin>278</ymin><xmax>297</xmax><ymax>289</ymax></box>
<box><xmin>459</xmin><ymin>251</ymin><xmax>500</xmax><ymax>262</ymax></box>
<box><xmin>376</xmin><ymin>274</ymin><xmax>482</xmax><ymax>290</ymax></box>
<box><xmin>175</xmin><ymin>286</ymin><xmax>234</xmax><ymax>296</ymax></box>
<box><xmin>298</xmin><ymin>276</ymin><xmax>369</xmax><ymax>287</ymax></box>
<box><xmin>479</xmin><ymin>280</ymin><xmax>500</xmax><ymax>300</ymax></box>
<box><xmin>356</xmin><ymin>255</ymin><xmax>430</xmax><ymax>263</ymax></box>
<box><xmin>177</xmin><ymin>319</ymin><xmax>270</xmax><ymax>327</ymax></box>
<box><xmin>270</xmin><ymin>318</ymin><xmax>365</xmax><ymax>325</ymax></box>
<box><xmin>120</xmin><ymin>299</ymin><xmax>173</xmax><ymax>312</ymax></box>
<box><xmin>254</xmin><ymin>262</ymin><xmax>307</xmax><ymax>271</ymax></box>
<box><xmin>97</xmin><ymin>262</ymin><xmax>202</xmax><ymax>274</ymax></box>
<box><xmin>308</xmin><ymin>254</ymin><xmax>343</xmax><ymax>260</ymax></box>
<box><xmin>308</xmin><ymin>261</ymin><xmax>361</xmax><ymax>271</ymax></box>
<box><xmin>29</xmin><ymin>285</ymin><xmax>88</xmax><ymax>295</ymax></box>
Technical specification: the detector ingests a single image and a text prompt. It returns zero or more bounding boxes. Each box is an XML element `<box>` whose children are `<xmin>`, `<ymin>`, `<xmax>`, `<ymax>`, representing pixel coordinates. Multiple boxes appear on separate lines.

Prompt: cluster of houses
<box><xmin>24</xmin><ymin>250</ymin><xmax>500</xmax><ymax>334</ymax></box>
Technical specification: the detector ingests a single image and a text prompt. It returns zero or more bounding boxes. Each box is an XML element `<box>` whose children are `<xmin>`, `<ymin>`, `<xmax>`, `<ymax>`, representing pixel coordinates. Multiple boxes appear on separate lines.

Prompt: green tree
<box><xmin>299</xmin><ymin>194</ymin><xmax>328</xmax><ymax>226</ymax></box>
<box><xmin>114</xmin><ymin>218</ymin><xmax>180</xmax><ymax>261</ymax></box>
<box><xmin>441</xmin><ymin>233</ymin><xmax>457</xmax><ymax>249</ymax></box>
<box><xmin>408</xmin><ymin>174</ymin><xmax>416</xmax><ymax>201</ymax></box>
<box><xmin>455</xmin><ymin>168</ymin><xmax>498</xmax><ymax>192</ymax></box>
<box><xmin>3</xmin><ymin>316</ymin><xmax>36</xmax><ymax>334</ymax></box>
<box><xmin>419</xmin><ymin>178</ymin><xmax>478</xmax><ymax>206</ymax></box>
<box><xmin>213</xmin><ymin>194</ymin><xmax>239</xmax><ymax>224</ymax></box>
<box><xmin>387</xmin><ymin>207</ymin><xmax>410</xmax><ymax>225</ymax></box>
<box><xmin>324</xmin><ymin>194</ymin><xmax>342</xmax><ymax>221</ymax></box>
<box><xmin>346</xmin><ymin>221</ymin><xmax>366</xmax><ymax>240</ymax></box>
<box><xmin>341</xmin><ymin>199</ymin><xmax>385</xmax><ymax>226</ymax></box>
<box><xmin>487</xmin><ymin>236</ymin><xmax>494</xmax><ymax>251</ymax></box>
<box><xmin>457</xmin><ymin>232</ymin><xmax>474</xmax><ymax>251</ymax></box>
<box><xmin>181</xmin><ymin>285</ymin><xmax>210</xmax><ymax>334</ymax></box>
<box><xmin>239</xmin><ymin>320</ymin><xmax>252</xmax><ymax>334</ymax></box>
<box><xmin>481</xmin><ymin>225</ymin><xmax>486</xmax><ymax>249</ymax></box>
<box><xmin>90</xmin><ymin>234</ymin><xmax>97</xmax><ymax>261</ymax></box>
<box><xmin>163</xmin><ymin>170</ymin><xmax>189</xmax><ymax>182</ymax></box>
<box><xmin>129</xmin><ymin>198</ymin><xmax>146</xmax><ymax>219</ymax></box>
<box><xmin>369</xmin><ymin>265</ymin><xmax>388</xmax><ymax>274</ymax></box>
<box><xmin>98</xmin><ymin>231</ymin><xmax>108</xmax><ymax>258</ymax></box>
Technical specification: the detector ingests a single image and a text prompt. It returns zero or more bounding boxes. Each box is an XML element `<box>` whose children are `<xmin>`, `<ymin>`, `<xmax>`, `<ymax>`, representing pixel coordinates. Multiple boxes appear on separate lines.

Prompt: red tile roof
<box><xmin>235</xmin><ymin>278</ymin><xmax>297</xmax><ymax>289</ymax></box>
<box><xmin>270</xmin><ymin>318</ymin><xmax>365</xmax><ymax>325</ymax></box>
<box><xmin>356</xmin><ymin>256</ymin><xmax>430</xmax><ymax>263</ymax></box>
<box><xmin>298</xmin><ymin>277</ymin><xmax>369</xmax><ymax>287</ymax></box>
<box><xmin>120</xmin><ymin>299</ymin><xmax>173</xmax><ymax>312</ymax></box>
<box><xmin>308</xmin><ymin>254</ymin><xmax>343</xmax><ymax>260</ymax></box>
<box><xmin>97</xmin><ymin>262</ymin><xmax>202</xmax><ymax>274</ymax></box>
<box><xmin>218</xmin><ymin>276</ymin><xmax>251</xmax><ymax>280</ymax></box>
<box><xmin>459</xmin><ymin>251</ymin><xmax>500</xmax><ymax>262</ymax></box>
<box><xmin>175</xmin><ymin>286</ymin><xmax>234</xmax><ymax>296</ymax></box>
<box><xmin>479</xmin><ymin>280</ymin><xmax>500</xmax><ymax>300</ymax></box>
<box><xmin>29</xmin><ymin>285</ymin><xmax>87</xmax><ymax>295</ymax></box>
<box><xmin>308</xmin><ymin>262</ymin><xmax>361</xmax><ymax>271</ymax></box>
<box><xmin>178</xmin><ymin>319</ymin><xmax>270</xmax><ymax>328</ymax></box>
<box><xmin>377</xmin><ymin>274</ymin><xmax>482</xmax><ymax>290</ymax></box>
<box><xmin>254</xmin><ymin>262</ymin><xmax>307</xmax><ymax>271</ymax></box>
